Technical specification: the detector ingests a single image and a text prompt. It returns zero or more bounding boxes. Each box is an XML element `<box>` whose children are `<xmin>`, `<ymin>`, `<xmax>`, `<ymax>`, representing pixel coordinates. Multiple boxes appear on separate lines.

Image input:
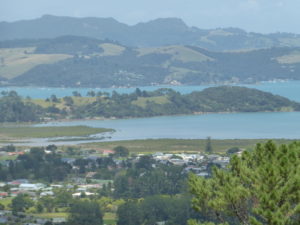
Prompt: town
<box><xmin>0</xmin><ymin>143</ymin><xmax>235</xmax><ymax>224</ymax></box>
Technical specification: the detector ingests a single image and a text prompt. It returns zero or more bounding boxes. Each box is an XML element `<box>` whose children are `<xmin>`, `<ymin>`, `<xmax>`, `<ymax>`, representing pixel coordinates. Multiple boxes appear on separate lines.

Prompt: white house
<box><xmin>19</xmin><ymin>183</ymin><xmax>45</xmax><ymax>191</ymax></box>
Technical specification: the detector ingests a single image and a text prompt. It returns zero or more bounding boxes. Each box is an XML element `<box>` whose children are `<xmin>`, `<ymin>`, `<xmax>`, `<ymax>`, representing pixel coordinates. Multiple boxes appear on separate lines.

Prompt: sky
<box><xmin>1</xmin><ymin>0</ymin><xmax>299</xmax><ymax>33</ymax></box>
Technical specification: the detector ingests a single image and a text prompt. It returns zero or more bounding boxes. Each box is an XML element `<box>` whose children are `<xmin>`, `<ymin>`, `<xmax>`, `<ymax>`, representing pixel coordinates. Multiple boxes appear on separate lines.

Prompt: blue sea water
<box><xmin>3</xmin><ymin>81</ymin><xmax>300</xmax><ymax>142</ymax></box>
<box><xmin>1</xmin><ymin>80</ymin><xmax>300</xmax><ymax>101</ymax></box>
<box><xmin>37</xmin><ymin>111</ymin><xmax>300</xmax><ymax>141</ymax></box>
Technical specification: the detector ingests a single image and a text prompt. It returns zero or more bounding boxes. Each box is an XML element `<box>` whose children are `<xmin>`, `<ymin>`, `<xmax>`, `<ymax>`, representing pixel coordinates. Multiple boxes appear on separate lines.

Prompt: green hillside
<box><xmin>0</xmin><ymin>47</ymin><xmax>71</xmax><ymax>79</ymax></box>
<box><xmin>1</xmin><ymin>36</ymin><xmax>300</xmax><ymax>87</ymax></box>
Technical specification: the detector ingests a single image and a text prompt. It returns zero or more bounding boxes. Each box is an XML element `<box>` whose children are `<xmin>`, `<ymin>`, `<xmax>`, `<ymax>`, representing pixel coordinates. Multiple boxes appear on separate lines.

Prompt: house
<box><xmin>53</xmin><ymin>217</ymin><xmax>67</xmax><ymax>223</ymax></box>
<box><xmin>0</xmin><ymin>217</ymin><xmax>8</xmax><ymax>224</ymax></box>
<box><xmin>50</xmin><ymin>184</ymin><xmax>63</xmax><ymax>188</ymax></box>
<box><xmin>19</xmin><ymin>183</ymin><xmax>45</xmax><ymax>191</ymax></box>
<box><xmin>61</xmin><ymin>158</ymin><xmax>76</xmax><ymax>165</ymax></box>
<box><xmin>8</xmin><ymin>151</ymin><xmax>24</xmax><ymax>156</ymax></box>
<box><xmin>40</xmin><ymin>191</ymin><xmax>54</xmax><ymax>197</ymax></box>
<box><xmin>0</xmin><ymin>192</ymin><xmax>8</xmax><ymax>198</ymax></box>
<box><xmin>169</xmin><ymin>158</ymin><xmax>186</xmax><ymax>166</ymax></box>
<box><xmin>102</xmin><ymin>149</ymin><xmax>114</xmax><ymax>156</ymax></box>
<box><xmin>72</xmin><ymin>192</ymin><xmax>96</xmax><ymax>197</ymax></box>
<box><xmin>197</xmin><ymin>172</ymin><xmax>209</xmax><ymax>177</ymax></box>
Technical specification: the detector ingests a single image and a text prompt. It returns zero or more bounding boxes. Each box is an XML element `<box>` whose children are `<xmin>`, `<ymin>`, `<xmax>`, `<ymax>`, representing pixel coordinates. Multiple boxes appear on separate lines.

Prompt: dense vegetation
<box><xmin>2</xmin><ymin>15</ymin><xmax>300</xmax><ymax>51</ymax></box>
<box><xmin>116</xmin><ymin>195</ymin><xmax>207</xmax><ymax>225</ymax></box>
<box><xmin>189</xmin><ymin>141</ymin><xmax>300</xmax><ymax>225</ymax></box>
<box><xmin>114</xmin><ymin>155</ymin><xmax>186</xmax><ymax>198</ymax></box>
<box><xmin>0</xmin><ymin>91</ymin><xmax>42</xmax><ymax>122</ymax></box>
<box><xmin>1</xmin><ymin>86</ymin><xmax>299</xmax><ymax>122</ymax></box>
<box><xmin>0</xmin><ymin>147</ymin><xmax>72</xmax><ymax>182</ymax></box>
<box><xmin>54</xmin><ymin>86</ymin><xmax>300</xmax><ymax>118</ymax></box>
<box><xmin>34</xmin><ymin>35</ymin><xmax>105</xmax><ymax>55</ymax></box>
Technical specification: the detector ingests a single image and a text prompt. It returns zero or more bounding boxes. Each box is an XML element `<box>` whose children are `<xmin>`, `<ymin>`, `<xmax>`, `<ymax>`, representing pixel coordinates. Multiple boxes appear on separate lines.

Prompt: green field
<box><xmin>82</xmin><ymin>138</ymin><xmax>298</xmax><ymax>154</ymax></box>
<box><xmin>138</xmin><ymin>45</ymin><xmax>213</xmax><ymax>62</ymax></box>
<box><xmin>132</xmin><ymin>96</ymin><xmax>170</xmax><ymax>108</ymax></box>
<box><xmin>29</xmin><ymin>96</ymin><xmax>97</xmax><ymax>109</ymax></box>
<box><xmin>0</xmin><ymin>47</ymin><xmax>71</xmax><ymax>79</ymax></box>
<box><xmin>99</xmin><ymin>43</ymin><xmax>125</xmax><ymax>56</ymax></box>
<box><xmin>276</xmin><ymin>50</ymin><xmax>300</xmax><ymax>64</ymax></box>
<box><xmin>0</xmin><ymin>197</ymin><xmax>12</xmax><ymax>209</ymax></box>
<box><xmin>0</xmin><ymin>126</ymin><xmax>114</xmax><ymax>139</ymax></box>
<box><xmin>33</xmin><ymin>212</ymin><xmax>68</xmax><ymax>219</ymax></box>
<box><xmin>103</xmin><ymin>213</ymin><xmax>117</xmax><ymax>225</ymax></box>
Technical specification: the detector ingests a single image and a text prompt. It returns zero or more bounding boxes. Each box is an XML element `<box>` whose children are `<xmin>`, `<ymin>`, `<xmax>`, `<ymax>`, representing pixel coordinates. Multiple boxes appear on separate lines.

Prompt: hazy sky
<box><xmin>1</xmin><ymin>0</ymin><xmax>299</xmax><ymax>33</ymax></box>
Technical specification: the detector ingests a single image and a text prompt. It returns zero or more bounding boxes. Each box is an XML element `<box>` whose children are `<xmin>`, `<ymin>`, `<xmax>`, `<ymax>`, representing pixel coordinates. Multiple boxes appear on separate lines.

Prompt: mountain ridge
<box><xmin>2</xmin><ymin>15</ymin><xmax>300</xmax><ymax>51</ymax></box>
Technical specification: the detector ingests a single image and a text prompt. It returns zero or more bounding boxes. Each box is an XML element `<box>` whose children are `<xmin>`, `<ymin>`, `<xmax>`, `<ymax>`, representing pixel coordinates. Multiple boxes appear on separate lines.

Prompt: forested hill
<box><xmin>1</xmin><ymin>86</ymin><xmax>299</xmax><ymax>122</ymax></box>
<box><xmin>2</xmin><ymin>15</ymin><xmax>300</xmax><ymax>51</ymax></box>
<box><xmin>2</xmin><ymin>36</ymin><xmax>300</xmax><ymax>87</ymax></box>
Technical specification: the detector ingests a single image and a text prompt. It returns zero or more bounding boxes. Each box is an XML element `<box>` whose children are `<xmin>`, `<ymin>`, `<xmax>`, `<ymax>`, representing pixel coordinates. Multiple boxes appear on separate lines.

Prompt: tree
<box><xmin>40</xmin><ymin>196</ymin><xmax>55</xmax><ymax>212</ymax></box>
<box><xmin>36</xmin><ymin>203</ymin><xmax>44</xmax><ymax>213</ymax></box>
<box><xmin>87</xmin><ymin>91</ymin><xmax>96</xmax><ymax>97</ymax></box>
<box><xmin>72</xmin><ymin>91</ymin><xmax>82</xmax><ymax>97</ymax></box>
<box><xmin>11</xmin><ymin>194</ymin><xmax>34</xmax><ymax>215</ymax></box>
<box><xmin>189</xmin><ymin>141</ymin><xmax>300</xmax><ymax>225</ymax></box>
<box><xmin>63</xmin><ymin>96</ymin><xmax>74</xmax><ymax>106</ymax></box>
<box><xmin>46</xmin><ymin>144</ymin><xmax>58</xmax><ymax>153</ymax></box>
<box><xmin>117</xmin><ymin>201</ymin><xmax>143</xmax><ymax>225</ymax></box>
<box><xmin>205</xmin><ymin>137</ymin><xmax>213</xmax><ymax>154</ymax></box>
<box><xmin>113</xmin><ymin>146</ymin><xmax>129</xmax><ymax>157</ymax></box>
<box><xmin>50</xmin><ymin>94</ymin><xmax>59</xmax><ymax>102</ymax></box>
<box><xmin>68</xmin><ymin>200</ymin><xmax>103</xmax><ymax>225</ymax></box>
<box><xmin>226</xmin><ymin>147</ymin><xmax>240</xmax><ymax>155</ymax></box>
<box><xmin>1</xmin><ymin>144</ymin><xmax>16</xmax><ymax>152</ymax></box>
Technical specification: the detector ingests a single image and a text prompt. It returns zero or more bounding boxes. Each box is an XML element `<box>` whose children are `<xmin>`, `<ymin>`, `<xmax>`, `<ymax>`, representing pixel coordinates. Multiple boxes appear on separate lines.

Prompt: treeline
<box><xmin>34</xmin><ymin>35</ymin><xmax>105</xmax><ymax>55</ymax></box>
<box><xmin>117</xmin><ymin>195</ymin><xmax>208</xmax><ymax>225</ymax></box>
<box><xmin>114</xmin><ymin>155</ymin><xmax>186</xmax><ymax>198</ymax></box>
<box><xmin>0</xmin><ymin>91</ymin><xmax>42</xmax><ymax>122</ymax></box>
<box><xmin>1</xmin><ymin>86</ymin><xmax>300</xmax><ymax>122</ymax></box>
<box><xmin>0</xmin><ymin>147</ymin><xmax>72</xmax><ymax>182</ymax></box>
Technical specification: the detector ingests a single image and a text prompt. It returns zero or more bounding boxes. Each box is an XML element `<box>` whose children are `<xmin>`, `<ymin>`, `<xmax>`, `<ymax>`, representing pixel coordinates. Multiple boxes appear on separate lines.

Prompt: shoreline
<box><xmin>0</xmin><ymin>79</ymin><xmax>294</xmax><ymax>89</ymax></box>
<box><xmin>40</xmin><ymin>110</ymin><xmax>296</xmax><ymax>124</ymax></box>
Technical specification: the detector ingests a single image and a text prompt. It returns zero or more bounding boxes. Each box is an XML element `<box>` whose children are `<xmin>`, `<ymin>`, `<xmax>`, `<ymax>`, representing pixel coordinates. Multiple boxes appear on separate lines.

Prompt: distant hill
<box><xmin>71</xmin><ymin>86</ymin><xmax>300</xmax><ymax>117</ymax></box>
<box><xmin>2</xmin><ymin>36</ymin><xmax>300</xmax><ymax>87</ymax></box>
<box><xmin>2</xmin><ymin>86</ymin><xmax>299</xmax><ymax>122</ymax></box>
<box><xmin>2</xmin><ymin>15</ymin><xmax>300</xmax><ymax>51</ymax></box>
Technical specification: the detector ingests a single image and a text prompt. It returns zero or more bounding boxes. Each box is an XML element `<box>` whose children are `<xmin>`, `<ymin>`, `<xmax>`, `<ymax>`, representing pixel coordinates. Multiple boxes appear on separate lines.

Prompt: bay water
<box><xmin>2</xmin><ymin>81</ymin><xmax>300</xmax><ymax>143</ymax></box>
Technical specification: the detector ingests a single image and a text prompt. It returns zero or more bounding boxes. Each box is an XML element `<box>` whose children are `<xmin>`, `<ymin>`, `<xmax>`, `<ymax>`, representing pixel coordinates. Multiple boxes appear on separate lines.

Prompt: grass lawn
<box><xmin>104</xmin><ymin>212</ymin><xmax>117</xmax><ymax>225</ymax></box>
<box><xmin>0</xmin><ymin>126</ymin><xmax>114</xmax><ymax>139</ymax></box>
<box><xmin>0</xmin><ymin>198</ymin><xmax>12</xmax><ymax>209</ymax></box>
<box><xmin>33</xmin><ymin>212</ymin><xmax>68</xmax><ymax>219</ymax></box>
<box><xmin>82</xmin><ymin>138</ymin><xmax>298</xmax><ymax>154</ymax></box>
<box><xmin>0</xmin><ymin>155</ymin><xmax>17</xmax><ymax>160</ymax></box>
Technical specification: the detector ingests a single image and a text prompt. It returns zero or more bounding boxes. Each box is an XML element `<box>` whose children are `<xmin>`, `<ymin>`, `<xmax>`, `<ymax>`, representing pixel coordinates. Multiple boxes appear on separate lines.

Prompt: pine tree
<box><xmin>205</xmin><ymin>136</ymin><xmax>213</xmax><ymax>154</ymax></box>
<box><xmin>189</xmin><ymin>141</ymin><xmax>300</xmax><ymax>225</ymax></box>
